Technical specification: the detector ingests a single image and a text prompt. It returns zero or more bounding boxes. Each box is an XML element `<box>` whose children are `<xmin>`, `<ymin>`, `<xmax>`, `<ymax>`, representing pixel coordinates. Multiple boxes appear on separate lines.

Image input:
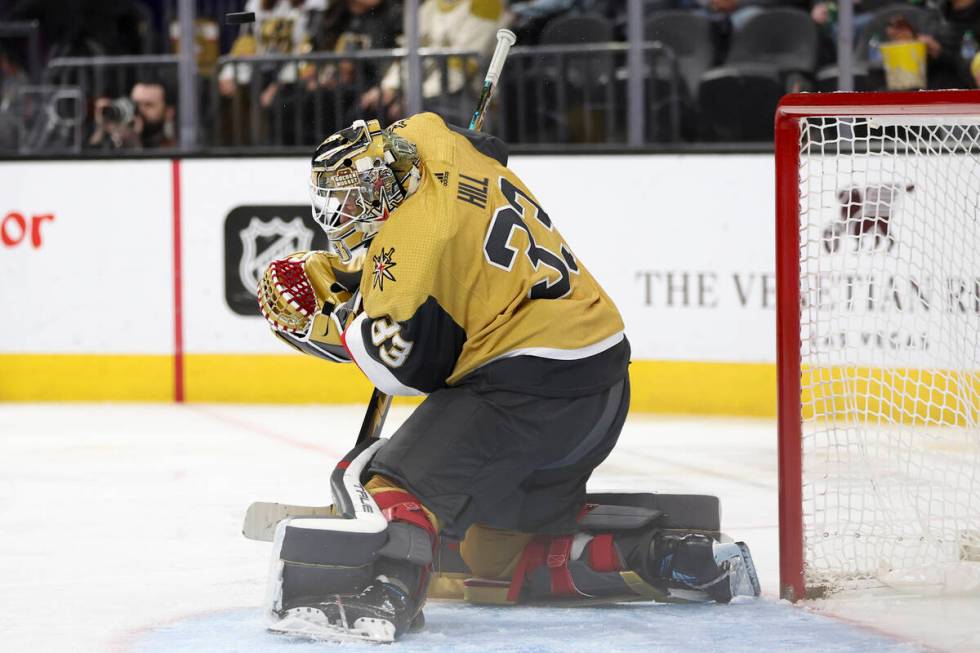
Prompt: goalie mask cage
<box><xmin>776</xmin><ymin>91</ymin><xmax>980</xmax><ymax>601</ymax></box>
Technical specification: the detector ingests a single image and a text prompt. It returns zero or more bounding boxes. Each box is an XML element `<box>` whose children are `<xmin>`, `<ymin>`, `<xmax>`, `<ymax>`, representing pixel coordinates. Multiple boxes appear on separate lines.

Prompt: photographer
<box><xmin>88</xmin><ymin>79</ymin><xmax>176</xmax><ymax>150</ymax></box>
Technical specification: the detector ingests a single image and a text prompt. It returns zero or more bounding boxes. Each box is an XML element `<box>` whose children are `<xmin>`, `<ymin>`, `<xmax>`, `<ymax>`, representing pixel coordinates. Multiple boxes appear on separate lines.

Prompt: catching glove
<box><xmin>258</xmin><ymin>251</ymin><xmax>360</xmax><ymax>363</ymax></box>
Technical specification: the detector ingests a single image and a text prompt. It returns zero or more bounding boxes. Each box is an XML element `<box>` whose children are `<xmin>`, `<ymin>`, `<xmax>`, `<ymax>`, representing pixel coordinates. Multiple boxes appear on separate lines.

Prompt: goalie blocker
<box><xmin>265</xmin><ymin>440</ymin><xmax>760</xmax><ymax>643</ymax></box>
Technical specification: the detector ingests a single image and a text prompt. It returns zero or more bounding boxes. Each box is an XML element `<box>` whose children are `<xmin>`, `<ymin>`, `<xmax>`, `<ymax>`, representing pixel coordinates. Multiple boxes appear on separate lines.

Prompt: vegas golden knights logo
<box><xmin>372</xmin><ymin>247</ymin><xmax>397</xmax><ymax>290</ymax></box>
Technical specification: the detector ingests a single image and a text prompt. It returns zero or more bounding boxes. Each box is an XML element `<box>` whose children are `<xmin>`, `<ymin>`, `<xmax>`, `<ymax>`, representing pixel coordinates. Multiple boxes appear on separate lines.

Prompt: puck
<box><xmin>225</xmin><ymin>11</ymin><xmax>256</xmax><ymax>24</ymax></box>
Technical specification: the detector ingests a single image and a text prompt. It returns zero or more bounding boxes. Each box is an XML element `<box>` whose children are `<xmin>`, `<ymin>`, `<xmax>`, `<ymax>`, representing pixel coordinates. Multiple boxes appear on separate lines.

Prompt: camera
<box><xmin>100</xmin><ymin>97</ymin><xmax>135</xmax><ymax>124</ymax></box>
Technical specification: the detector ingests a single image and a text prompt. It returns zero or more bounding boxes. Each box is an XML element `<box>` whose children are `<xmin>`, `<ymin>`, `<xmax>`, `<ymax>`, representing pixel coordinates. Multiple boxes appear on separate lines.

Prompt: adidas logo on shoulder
<box><xmin>434</xmin><ymin>171</ymin><xmax>449</xmax><ymax>187</ymax></box>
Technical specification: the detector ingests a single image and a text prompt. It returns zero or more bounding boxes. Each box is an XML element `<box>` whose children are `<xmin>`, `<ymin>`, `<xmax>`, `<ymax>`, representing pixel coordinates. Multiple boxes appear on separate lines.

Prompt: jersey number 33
<box><xmin>483</xmin><ymin>177</ymin><xmax>579</xmax><ymax>300</ymax></box>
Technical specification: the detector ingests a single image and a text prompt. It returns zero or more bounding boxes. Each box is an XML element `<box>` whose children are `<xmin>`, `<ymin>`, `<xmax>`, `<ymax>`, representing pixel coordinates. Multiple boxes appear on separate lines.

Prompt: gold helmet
<box><xmin>310</xmin><ymin>119</ymin><xmax>422</xmax><ymax>264</ymax></box>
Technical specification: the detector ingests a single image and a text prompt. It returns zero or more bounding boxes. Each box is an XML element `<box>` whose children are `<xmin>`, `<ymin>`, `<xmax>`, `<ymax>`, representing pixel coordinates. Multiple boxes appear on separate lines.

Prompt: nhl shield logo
<box><xmin>224</xmin><ymin>206</ymin><xmax>325</xmax><ymax>316</ymax></box>
<box><xmin>238</xmin><ymin>216</ymin><xmax>314</xmax><ymax>294</ymax></box>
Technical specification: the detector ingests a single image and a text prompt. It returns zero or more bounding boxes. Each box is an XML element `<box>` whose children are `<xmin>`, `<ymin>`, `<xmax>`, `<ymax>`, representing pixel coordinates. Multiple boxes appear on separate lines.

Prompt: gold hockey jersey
<box><xmin>342</xmin><ymin>113</ymin><xmax>627</xmax><ymax>396</ymax></box>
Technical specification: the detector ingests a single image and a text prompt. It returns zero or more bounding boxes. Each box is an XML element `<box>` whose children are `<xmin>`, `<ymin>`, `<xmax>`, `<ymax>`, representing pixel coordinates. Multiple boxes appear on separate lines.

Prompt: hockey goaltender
<box><xmin>255</xmin><ymin>113</ymin><xmax>761</xmax><ymax>643</ymax></box>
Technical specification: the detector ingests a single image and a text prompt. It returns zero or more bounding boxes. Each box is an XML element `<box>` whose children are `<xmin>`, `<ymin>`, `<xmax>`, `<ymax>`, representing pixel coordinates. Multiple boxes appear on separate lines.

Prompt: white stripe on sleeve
<box><xmin>343</xmin><ymin>313</ymin><xmax>424</xmax><ymax>397</ymax></box>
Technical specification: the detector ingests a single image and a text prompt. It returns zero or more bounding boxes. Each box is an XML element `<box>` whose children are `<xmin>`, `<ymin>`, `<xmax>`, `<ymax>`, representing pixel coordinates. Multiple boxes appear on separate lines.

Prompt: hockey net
<box><xmin>776</xmin><ymin>92</ymin><xmax>980</xmax><ymax>600</ymax></box>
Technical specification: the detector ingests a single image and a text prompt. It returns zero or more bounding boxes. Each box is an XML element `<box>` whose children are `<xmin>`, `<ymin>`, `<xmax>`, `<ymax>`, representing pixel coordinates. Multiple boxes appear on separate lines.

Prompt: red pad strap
<box><xmin>371</xmin><ymin>490</ymin><xmax>438</xmax><ymax>542</ymax></box>
<box><xmin>506</xmin><ymin>536</ymin><xmax>547</xmax><ymax>603</ymax></box>
<box><xmin>587</xmin><ymin>534</ymin><xmax>622</xmax><ymax>572</ymax></box>
<box><xmin>546</xmin><ymin>535</ymin><xmax>578</xmax><ymax>597</ymax></box>
<box><xmin>505</xmin><ymin>534</ymin><xmax>583</xmax><ymax>602</ymax></box>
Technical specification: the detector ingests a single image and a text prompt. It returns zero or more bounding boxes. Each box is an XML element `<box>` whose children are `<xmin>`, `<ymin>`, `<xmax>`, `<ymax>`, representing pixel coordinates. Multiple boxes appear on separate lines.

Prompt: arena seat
<box><xmin>645</xmin><ymin>11</ymin><xmax>715</xmax><ymax>102</ymax></box>
<box><xmin>538</xmin><ymin>13</ymin><xmax>615</xmax><ymax>45</ymax></box>
<box><xmin>725</xmin><ymin>8</ymin><xmax>819</xmax><ymax>75</ymax></box>
<box><xmin>697</xmin><ymin>65</ymin><xmax>783</xmax><ymax>141</ymax></box>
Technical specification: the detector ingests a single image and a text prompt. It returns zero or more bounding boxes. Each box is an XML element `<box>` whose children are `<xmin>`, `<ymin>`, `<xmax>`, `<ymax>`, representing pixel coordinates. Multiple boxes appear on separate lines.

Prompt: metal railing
<box><xmin>212</xmin><ymin>42</ymin><xmax>681</xmax><ymax>149</ymax></box>
<box><xmin>45</xmin><ymin>54</ymin><xmax>182</xmax><ymax>102</ymax></box>
<box><xmin>5</xmin><ymin>85</ymin><xmax>84</xmax><ymax>154</ymax></box>
<box><xmin>212</xmin><ymin>47</ymin><xmax>485</xmax><ymax>148</ymax></box>
<box><xmin>39</xmin><ymin>54</ymin><xmax>205</xmax><ymax>152</ymax></box>
<box><xmin>492</xmin><ymin>42</ymin><xmax>680</xmax><ymax>145</ymax></box>
<box><xmin>4</xmin><ymin>43</ymin><xmax>686</xmax><ymax>154</ymax></box>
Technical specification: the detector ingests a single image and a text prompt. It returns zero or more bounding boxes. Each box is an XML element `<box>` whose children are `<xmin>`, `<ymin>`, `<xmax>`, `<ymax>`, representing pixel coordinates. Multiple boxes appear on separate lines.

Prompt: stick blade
<box><xmin>242</xmin><ymin>501</ymin><xmax>334</xmax><ymax>541</ymax></box>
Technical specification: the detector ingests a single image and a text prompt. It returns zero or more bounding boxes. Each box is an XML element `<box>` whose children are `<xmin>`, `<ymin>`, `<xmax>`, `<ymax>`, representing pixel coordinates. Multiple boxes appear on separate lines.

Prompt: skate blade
<box><xmin>269</xmin><ymin>608</ymin><xmax>396</xmax><ymax>644</ymax></box>
<box><xmin>711</xmin><ymin>541</ymin><xmax>761</xmax><ymax>600</ymax></box>
<box><xmin>729</xmin><ymin>542</ymin><xmax>761</xmax><ymax>598</ymax></box>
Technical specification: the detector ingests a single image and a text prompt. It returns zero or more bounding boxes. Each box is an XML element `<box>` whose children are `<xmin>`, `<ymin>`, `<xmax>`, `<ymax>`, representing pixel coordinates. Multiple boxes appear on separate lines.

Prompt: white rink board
<box><xmin>180</xmin><ymin>158</ymin><xmax>309</xmax><ymax>354</ymax></box>
<box><xmin>2</xmin><ymin>154</ymin><xmax>778</xmax><ymax>361</ymax></box>
<box><xmin>180</xmin><ymin>155</ymin><xmax>778</xmax><ymax>360</ymax></box>
<box><xmin>514</xmin><ymin>155</ymin><xmax>776</xmax><ymax>363</ymax></box>
<box><xmin>0</xmin><ymin>160</ymin><xmax>173</xmax><ymax>353</ymax></box>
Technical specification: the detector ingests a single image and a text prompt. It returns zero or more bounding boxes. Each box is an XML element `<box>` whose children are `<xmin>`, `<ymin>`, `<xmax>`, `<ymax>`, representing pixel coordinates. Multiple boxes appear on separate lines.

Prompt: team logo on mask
<box><xmin>372</xmin><ymin>247</ymin><xmax>397</xmax><ymax>290</ymax></box>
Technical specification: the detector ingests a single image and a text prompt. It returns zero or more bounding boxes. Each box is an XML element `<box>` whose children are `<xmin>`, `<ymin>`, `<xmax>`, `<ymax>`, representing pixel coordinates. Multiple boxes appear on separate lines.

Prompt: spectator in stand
<box><xmin>364</xmin><ymin>0</ymin><xmax>504</xmax><ymax>125</ymax></box>
<box><xmin>691</xmin><ymin>0</ymin><xmax>808</xmax><ymax>30</ymax></box>
<box><xmin>937</xmin><ymin>0</ymin><xmax>980</xmax><ymax>86</ymax></box>
<box><xmin>5</xmin><ymin>0</ymin><xmax>152</xmax><ymax>57</ymax></box>
<box><xmin>504</xmin><ymin>0</ymin><xmax>669</xmax><ymax>43</ymax></box>
<box><xmin>217</xmin><ymin>0</ymin><xmax>320</xmax><ymax>144</ymax></box>
<box><xmin>88</xmin><ymin>78</ymin><xmax>177</xmax><ymax>150</ymax></box>
<box><xmin>675</xmin><ymin>0</ymin><xmax>809</xmax><ymax>63</ymax></box>
<box><xmin>883</xmin><ymin>13</ymin><xmax>969</xmax><ymax>88</ymax></box>
<box><xmin>218</xmin><ymin>0</ymin><xmax>318</xmax><ymax>108</ymax></box>
<box><xmin>312</xmin><ymin>0</ymin><xmax>402</xmax><ymax>128</ymax></box>
<box><xmin>810</xmin><ymin>0</ymin><xmax>877</xmax><ymax>36</ymax></box>
<box><xmin>810</xmin><ymin>0</ymin><xmax>878</xmax><ymax>67</ymax></box>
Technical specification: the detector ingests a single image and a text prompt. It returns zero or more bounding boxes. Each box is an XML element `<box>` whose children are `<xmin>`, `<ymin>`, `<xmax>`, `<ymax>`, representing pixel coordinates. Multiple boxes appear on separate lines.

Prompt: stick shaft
<box><xmin>469</xmin><ymin>29</ymin><xmax>517</xmax><ymax>132</ymax></box>
<box><xmin>355</xmin><ymin>387</ymin><xmax>392</xmax><ymax>445</ymax></box>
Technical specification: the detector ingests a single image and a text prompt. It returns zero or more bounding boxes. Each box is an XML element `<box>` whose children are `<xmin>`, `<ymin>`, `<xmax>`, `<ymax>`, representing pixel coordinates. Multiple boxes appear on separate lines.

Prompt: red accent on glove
<box><xmin>270</xmin><ymin>258</ymin><xmax>317</xmax><ymax>318</ymax></box>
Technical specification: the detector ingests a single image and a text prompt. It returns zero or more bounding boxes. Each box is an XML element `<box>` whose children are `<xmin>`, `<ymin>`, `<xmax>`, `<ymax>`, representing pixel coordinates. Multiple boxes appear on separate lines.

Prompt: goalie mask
<box><xmin>310</xmin><ymin>119</ymin><xmax>422</xmax><ymax>264</ymax></box>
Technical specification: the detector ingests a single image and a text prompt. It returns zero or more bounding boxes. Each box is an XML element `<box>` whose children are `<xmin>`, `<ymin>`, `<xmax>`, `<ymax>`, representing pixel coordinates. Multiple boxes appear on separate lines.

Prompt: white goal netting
<box><xmin>797</xmin><ymin>115</ymin><xmax>980</xmax><ymax>595</ymax></box>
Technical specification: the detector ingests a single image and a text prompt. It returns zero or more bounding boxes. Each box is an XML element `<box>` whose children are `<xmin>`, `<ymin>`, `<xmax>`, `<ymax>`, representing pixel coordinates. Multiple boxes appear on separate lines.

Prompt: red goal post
<box><xmin>775</xmin><ymin>91</ymin><xmax>980</xmax><ymax>601</ymax></box>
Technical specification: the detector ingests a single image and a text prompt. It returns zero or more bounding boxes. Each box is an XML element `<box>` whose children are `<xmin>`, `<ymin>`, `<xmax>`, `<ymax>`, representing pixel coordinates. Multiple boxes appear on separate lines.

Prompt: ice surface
<box><xmin>129</xmin><ymin>602</ymin><xmax>919</xmax><ymax>653</ymax></box>
<box><xmin>0</xmin><ymin>403</ymin><xmax>968</xmax><ymax>652</ymax></box>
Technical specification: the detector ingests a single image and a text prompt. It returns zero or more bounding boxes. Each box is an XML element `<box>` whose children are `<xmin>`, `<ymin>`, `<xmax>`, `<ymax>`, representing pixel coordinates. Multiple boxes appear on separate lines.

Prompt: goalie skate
<box><xmin>268</xmin><ymin>606</ymin><xmax>397</xmax><ymax>644</ymax></box>
<box><xmin>269</xmin><ymin>577</ymin><xmax>422</xmax><ymax>644</ymax></box>
<box><xmin>708</xmin><ymin>541</ymin><xmax>761</xmax><ymax>602</ymax></box>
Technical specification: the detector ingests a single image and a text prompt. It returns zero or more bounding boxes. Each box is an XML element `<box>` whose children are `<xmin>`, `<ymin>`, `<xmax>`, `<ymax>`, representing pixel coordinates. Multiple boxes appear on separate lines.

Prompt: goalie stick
<box><xmin>243</xmin><ymin>29</ymin><xmax>518</xmax><ymax>540</ymax></box>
